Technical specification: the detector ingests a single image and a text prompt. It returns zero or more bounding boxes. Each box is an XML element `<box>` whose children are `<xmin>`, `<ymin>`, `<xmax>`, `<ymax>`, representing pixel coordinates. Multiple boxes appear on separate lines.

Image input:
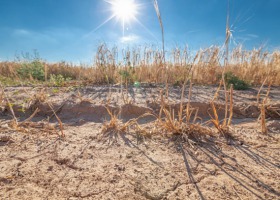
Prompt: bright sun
<box><xmin>105</xmin><ymin>0</ymin><xmax>138</xmax><ymax>34</ymax></box>
<box><xmin>111</xmin><ymin>0</ymin><xmax>137</xmax><ymax>23</ymax></box>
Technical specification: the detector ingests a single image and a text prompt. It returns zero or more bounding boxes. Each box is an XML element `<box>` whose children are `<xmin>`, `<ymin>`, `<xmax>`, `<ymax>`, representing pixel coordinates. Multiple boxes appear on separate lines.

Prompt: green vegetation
<box><xmin>17</xmin><ymin>60</ymin><xmax>45</xmax><ymax>81</ymax></box>
<box><xmin>49</xmin><ymin>74</ymin><xmax>72</xmax><ymax>87</ymax></box>
<box><xmin>16</xmin><ymin>51</ymin><xmax>45</xmax><ymax>81</ymax></box>
<box><xmin>224</xmin><ymin>72</ymin><xmax>250</xmax><ymax>90</ymax></box>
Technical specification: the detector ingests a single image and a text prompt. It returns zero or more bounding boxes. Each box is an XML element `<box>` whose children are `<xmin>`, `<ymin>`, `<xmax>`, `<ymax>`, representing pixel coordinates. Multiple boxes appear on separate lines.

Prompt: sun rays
<box><xmin>84</xmin><ymin>0</ymin><xmax>154</xmax><ymax>41</ymax></box>
<box><xmin>100</xmin><ymin>0</ymin><xmax>139</xmax><ymax>35</ymax></box>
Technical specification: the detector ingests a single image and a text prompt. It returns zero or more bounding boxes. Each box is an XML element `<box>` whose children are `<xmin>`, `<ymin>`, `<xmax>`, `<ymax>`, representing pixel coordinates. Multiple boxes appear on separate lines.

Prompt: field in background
<box><xmin>0</xmin><ymin>45</ymin><xmax>280</xmax><ymax>86</ymax></box>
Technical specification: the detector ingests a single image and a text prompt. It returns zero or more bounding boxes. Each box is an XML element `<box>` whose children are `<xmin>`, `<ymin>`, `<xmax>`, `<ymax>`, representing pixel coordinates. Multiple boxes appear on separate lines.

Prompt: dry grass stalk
<box><xmin>106</xmin><ymin>85</ymin><xmax>113</xmax><ymax>104</ymax></box>
<box><xmin>120</xmin><ymin>74</ymin><xmax>130</xmax><ymax>104</ymax></box>
<box><xmin>224</xmin><ymin>0</ymin><xmax>231</xmax><ymax>66</ymax></box>
<box><xmin>209</xmin><ymin>79</ymin><xmax>232</xmax><ymax>137</ymax></box>
<box><xmin>227</xmin><ymin>84</ymin><xmax>234</xmax><ymax>126</ymax></box>
<box><xmin>222</xmin><ymin>72</ymin><xmax>229</xmax><ymax>127</ymax></box>
<box><xmin>257</xmin><ymin>77</ymin><xmax>268</xmax><ymax>105</ymax></box>
<box><xmin>44</xmin><ymin>64</ymin><xmax>48</xmax><ymax>82</ymax></box>
<box><xmin>158</xmin><ymin>90</ymin><xmax>165</xmax><ymax>122</ymax></box>
<box><xmin>209</xmin><ymin>80</ymin><xmax>223</xmax><ymax>130</ymax></box>
<box><xmin>165</xmin><ymin>80</ymin><xmax>169</xmax><ymax>103</ymax></box>
<box><xmin>0</xmin><ymin>83</ymin><xmax>18</xmax><ymax>126</ymax></box>
<box><xmin>185</xmin><ymin>79</ymin><xmax>193</xmax><ymax>124</ymax></box>
<box><xmin>259</xmin><ymin>80</ymin><xmax>272</xmax><ymax>134</ymax></box>
<box><xmin>153</xmin><ymin>0</ymin><xmax>165</xmax><ymax>63</ymax></box>
<box><xmin>263</xmin><ymin>80</ymin><xmax>272</xmax><ymax>104</ymax></box>
<box><xmin>178</xmin><ymin>78</ymin><xmax>187</xmax><ymax>124</ymax></box>
<box><xmin>260</xmin><ymin>103</ymin><xmax>267</xmax><ymax>134</ymax></box>
<box><xmin>46</xmin><ymin>102</ymin><xmax>65</xmax><ymax>137</ymax></box>
<box><xmin>20</xmin><ymin>108</ymin><xmax>40</xmax><ymax>123</ymax></box>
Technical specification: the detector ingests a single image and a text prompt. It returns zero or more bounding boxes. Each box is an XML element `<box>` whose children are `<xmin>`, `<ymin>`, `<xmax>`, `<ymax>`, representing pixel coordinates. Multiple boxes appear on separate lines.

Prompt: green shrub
<box><xmin>15</xmin><ymin>50</ymin><xmax>45</xmax><ymax>81</ymax></box>
<box><xmin>224</xmin><ymin>72</ymin><xmax>250</xmax><ymax>90</ymax></box>
<box><xmin>50</xmin><ymin>74</ymin><xmax>71</xmax><ymax>87</ymax></box>
<box><xmin>17</xmin><ymin>60</ymin><xmax>45</xmax><ymax>81</ymax></box>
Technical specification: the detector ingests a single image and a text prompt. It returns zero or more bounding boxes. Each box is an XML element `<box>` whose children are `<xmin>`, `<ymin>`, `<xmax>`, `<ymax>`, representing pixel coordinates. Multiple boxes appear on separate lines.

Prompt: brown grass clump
<box><xmin>156</xmin><ymin>78</ymin><xmax>213</xmax><ymax>145</ymax></box>
<box><xmin>100</xmin><ymin>106</ymin><xmax>153</xmax><ymax>144</ymax></box>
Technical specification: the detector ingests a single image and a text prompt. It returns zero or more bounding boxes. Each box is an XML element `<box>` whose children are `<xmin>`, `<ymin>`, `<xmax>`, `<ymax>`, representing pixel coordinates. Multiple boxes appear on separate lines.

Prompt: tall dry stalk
<box><xmin>259</xmin><ymin>80</ymin><xmax>272</xmax><ymax>134</ymax></box>
<box><xmin>227</xmin><ymin>84</ymin><xmax>233</xmax><ymax>126</ymax></box>
<box><xmin>44</xmin><ymin>64</ymin><xmax>48</xmax><ymax>82</ymax></box>
<box><xmin>260</xmin><ymin>103</ymin><xmax>267</xmax><ymax>134</ymax></box>
<box><xmin>153</xmin><ymin>0</ymin><xmax>165</xmax><ymax>63</ymax></box>
<box><xmin>257</xmin><ymin>77</ymin><xmax>268</xmax><ymax>105</ymax></box>
<box><xmin>224</xmin><ymin>0</ymin><xmax>231</xmax><ymax>66</ymax></box>
<box><xmin>46</xmin><ymin>102</ymin><xmax>65</xmax><ymax>137</ymax></box>
<box><xmin>222</xmin><ymin>72</ymin><xmax>229</xmax><ymax>127</ymax></box>
<box><xmin>153</xmin><ymin>0</ymin><xmax>170</xmax><ymax>102</ymax></box>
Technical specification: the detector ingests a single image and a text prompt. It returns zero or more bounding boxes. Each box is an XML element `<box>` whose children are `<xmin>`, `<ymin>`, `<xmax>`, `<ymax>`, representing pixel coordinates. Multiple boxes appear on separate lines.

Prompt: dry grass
<box><xmin>0</xmin><ymin>45</ymin><xmax>279</xmax><ymax>86</ymax></box>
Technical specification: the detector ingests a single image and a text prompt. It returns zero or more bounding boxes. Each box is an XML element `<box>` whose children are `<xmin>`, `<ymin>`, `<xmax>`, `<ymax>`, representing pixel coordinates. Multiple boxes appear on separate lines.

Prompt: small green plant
<box><xmin>50</xmin><ymin>74</ymin><xmax>71</xmax><ymax>87</ymax></box>
<box><xmin>52</xmin><ymin>88</ymin><xmax>60</xmax><ymax>93</ymax></box>
<box><xmin>119</xmin><ymin>66</ymin><xmax>137</xmax><ymax>84</ymax></box>
<box><xmin>119</xmin><ymin>70</ymin><xmax>130</xmax><ymax>80</ymax></box>
<box><xmin>224</xmin><ymin>72</ymin><xmax>250</xmax><ymax>90</ymax></box>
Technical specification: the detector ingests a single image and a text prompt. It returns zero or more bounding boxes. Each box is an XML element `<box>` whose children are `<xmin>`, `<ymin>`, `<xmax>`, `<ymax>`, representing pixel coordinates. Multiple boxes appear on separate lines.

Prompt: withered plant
<box><xmin>208</xmin><ymin>74</ymin><xmax>234</xmax><ymax>138</ymax></box>
<box><xmin>101</xmin><ymin>106</ymin><xmax>154</xmax><ymax>144</ymax></box>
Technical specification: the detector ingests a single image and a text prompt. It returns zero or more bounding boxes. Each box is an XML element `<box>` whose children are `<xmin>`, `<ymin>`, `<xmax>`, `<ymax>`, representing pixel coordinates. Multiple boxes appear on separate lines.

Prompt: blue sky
<box><xmin>0</xmin><ymin>0</ymin><xmax>279</xmax><ymax>63</ymax></box>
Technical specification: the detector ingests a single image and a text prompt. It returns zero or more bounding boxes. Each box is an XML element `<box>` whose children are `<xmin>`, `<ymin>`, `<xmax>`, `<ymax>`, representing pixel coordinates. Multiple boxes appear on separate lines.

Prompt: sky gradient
<box><xmin>0</xmin><ymin>0</ymin><xmax>279</xmax><ymax>63</ymax></box>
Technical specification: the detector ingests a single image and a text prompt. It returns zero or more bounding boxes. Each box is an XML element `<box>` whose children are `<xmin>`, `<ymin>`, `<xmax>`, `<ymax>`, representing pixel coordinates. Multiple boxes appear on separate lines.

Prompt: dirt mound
<box><xmin>60</xmin><ymin>101</ymin><xmax>154</xmax><ymax>123</ymax></box>
<box><xmin>5</xmin><ymin>100</ymin><xmax>280</xmax><ymax>125</ymax></box>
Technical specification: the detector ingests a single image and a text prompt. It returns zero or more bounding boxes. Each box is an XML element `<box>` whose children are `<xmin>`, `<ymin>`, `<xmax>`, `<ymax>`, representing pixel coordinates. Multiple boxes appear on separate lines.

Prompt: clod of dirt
<box><xmin>0</xmin><ymin>177</ymin><xmax>13</xmax><ymax>184</ymax></box>
<box><xmin>54</xmin><ymin>158</ymin><xmax>70</xmax><ymax>165</ymax></box>
<box><xmin>267</xmin><ymin>120</ymin><xmax>280</xmax><ymax>133</ymax></box>
<box><xmin>0</xmin><ymin>135</ymin><xmax>14</xmax><ymax>145</ymax></box>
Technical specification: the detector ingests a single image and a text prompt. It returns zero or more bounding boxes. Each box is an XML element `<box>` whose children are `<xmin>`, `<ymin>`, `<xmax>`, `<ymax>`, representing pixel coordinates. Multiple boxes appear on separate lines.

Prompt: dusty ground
<box><xmin>0</xmin><ymin>84</ymin><xmax>280</xmax><ymax>200</ymax></box>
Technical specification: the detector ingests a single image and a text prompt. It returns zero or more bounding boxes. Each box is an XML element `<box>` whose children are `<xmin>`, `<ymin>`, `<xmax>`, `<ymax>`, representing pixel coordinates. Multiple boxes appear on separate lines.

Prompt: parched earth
<box><xmin>0</xmin><ymin>84</ymin><xmax>279</xmax><ymax>200</ymax></box>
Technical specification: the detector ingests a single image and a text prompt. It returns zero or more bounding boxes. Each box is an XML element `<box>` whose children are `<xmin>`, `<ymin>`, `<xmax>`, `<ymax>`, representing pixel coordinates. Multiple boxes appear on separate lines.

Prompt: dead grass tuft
<box><xmin>100</xmin><ymin>106</ymin><xmax>154</xmax><ymax>144</ymax></box>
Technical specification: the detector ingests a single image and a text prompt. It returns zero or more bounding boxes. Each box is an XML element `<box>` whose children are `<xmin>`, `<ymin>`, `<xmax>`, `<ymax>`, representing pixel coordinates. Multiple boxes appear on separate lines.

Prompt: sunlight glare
<box><xmin>105</xmin><ymin>0</ymin><xmax>138</xmax><ymax>35</ymax></box>
<box><xmin>112</xmin><ymin>0</ymin><xmax>137</xmax><ymax>23</ymax></box>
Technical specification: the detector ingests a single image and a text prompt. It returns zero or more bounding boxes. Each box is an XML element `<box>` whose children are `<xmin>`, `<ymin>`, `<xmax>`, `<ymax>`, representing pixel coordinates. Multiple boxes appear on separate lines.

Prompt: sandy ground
<box><xmin>0</xmin><ymin>84</ymin><xmax>279</xmax><ymax>200</ymax></box>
